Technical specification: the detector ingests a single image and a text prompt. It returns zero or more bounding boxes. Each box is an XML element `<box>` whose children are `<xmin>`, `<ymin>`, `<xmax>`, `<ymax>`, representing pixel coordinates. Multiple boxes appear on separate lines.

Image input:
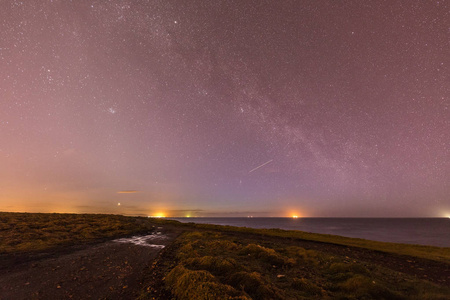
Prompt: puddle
<box><xmin>113</xmin><ymin>234</ymin><xmax>167</xmax><ymax>248</ymax></box>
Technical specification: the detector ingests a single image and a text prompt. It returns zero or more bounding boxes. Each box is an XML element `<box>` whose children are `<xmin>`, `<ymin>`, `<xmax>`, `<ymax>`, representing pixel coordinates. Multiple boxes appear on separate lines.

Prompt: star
<box><xmin>0</xmin><ymin>0</ymin><xmax>448</xmax><ymax>218</ymax></box>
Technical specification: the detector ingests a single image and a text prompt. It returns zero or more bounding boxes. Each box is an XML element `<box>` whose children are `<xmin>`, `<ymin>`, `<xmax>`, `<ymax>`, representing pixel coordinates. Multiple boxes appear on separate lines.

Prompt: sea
<box><xmin>169</xmin><ymin>217</ymin><xmax>450</xmax><ymax>247</ymax></box>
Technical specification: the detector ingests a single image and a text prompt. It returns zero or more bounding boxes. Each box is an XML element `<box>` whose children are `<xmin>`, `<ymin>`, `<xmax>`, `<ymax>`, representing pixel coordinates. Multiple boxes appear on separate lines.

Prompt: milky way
<box><xmin>1</xmin><ymin>1</ymin><xmax>449</xmax><ymax>217</ymax></box>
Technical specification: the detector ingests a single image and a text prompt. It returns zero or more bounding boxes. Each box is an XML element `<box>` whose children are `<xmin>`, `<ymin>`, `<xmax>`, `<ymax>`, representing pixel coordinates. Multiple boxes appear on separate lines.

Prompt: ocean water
<box><xmin>170</xmin><ymin>217</ymin><xmax>450</xmax><ymax>247</ymax></box>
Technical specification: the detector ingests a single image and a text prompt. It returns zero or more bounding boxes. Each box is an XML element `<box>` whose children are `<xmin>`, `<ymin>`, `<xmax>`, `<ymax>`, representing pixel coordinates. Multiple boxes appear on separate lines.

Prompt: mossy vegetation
<box><xmin>0</xmin><ymin>212</ymin><xmax>154</xmax><ymax>254</ymax></box>
<box><xmin>156</xmin><ymin>230</ymin><xmax>449</xmax><ymax>299</ymax></box>
<box><xmin>165</xmin><ymin>265</ymin><xmax>248</xmax><ymax>300</ymax></box>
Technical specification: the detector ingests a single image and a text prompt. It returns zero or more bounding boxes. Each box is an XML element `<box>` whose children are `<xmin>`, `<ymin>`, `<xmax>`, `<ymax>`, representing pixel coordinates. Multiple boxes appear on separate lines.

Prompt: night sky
<box><xmin>1</xmin><ymin>1</ymin><xmax>449</xmax><ymax>217</ymax></box>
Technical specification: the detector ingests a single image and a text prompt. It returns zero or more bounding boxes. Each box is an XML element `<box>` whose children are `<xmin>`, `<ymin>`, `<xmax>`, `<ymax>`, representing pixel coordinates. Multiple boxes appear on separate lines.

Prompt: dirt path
<box><xmin>0</xmin><ymin>226</ymin><xmax>181</xmax><ymax>300</ymax></box>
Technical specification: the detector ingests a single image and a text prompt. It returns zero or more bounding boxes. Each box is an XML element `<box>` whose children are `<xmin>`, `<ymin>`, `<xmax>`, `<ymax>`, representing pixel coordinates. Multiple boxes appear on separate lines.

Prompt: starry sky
<box><xmin>1</xmin><ymin>0</ymin><xmax>449</xmax><ymax>217</ymax></box>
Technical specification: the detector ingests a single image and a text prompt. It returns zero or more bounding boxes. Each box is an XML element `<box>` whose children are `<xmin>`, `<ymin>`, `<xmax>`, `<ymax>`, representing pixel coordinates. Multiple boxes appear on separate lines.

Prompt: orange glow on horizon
<box><xmin>287</xmin><ymin>209</ymin><xmax>302</xmax><ymax>218</ymax></box>
<box><xmin>148</xmin><ymin>212</ymin><xmax>166</xmax><ymax>218</ymax></box>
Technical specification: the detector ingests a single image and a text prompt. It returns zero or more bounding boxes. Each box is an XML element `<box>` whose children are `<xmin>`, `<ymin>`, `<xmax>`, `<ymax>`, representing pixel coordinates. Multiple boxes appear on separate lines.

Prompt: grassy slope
<box><xmin>139</xmin><ymin>219</ymin><xmax>450</xmax><ymax>299</ymax></box>
<box><xmin>145</xmin><ymin>230</ymin><xmax>450</xmax><ymax>300</ymax></box>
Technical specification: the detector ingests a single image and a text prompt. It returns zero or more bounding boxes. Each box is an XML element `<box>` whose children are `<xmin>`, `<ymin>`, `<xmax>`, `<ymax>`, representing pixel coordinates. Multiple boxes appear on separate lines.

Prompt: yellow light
<box><xmin>292</xmin><ymin>215</ymin><xmax>299</xmax><ymax>219</ymax></box>
<box><xmin>148</xmin><ymin>212</ymin><xmax>166</xmax><ymax>218</ymax></box>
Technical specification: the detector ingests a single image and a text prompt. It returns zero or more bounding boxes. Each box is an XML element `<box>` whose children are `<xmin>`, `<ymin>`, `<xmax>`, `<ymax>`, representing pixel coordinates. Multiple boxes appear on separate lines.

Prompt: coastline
<box><xmin>1</xmin><ymin>213</ymin><xmax>449</xmax><ymax>299</ymax></box>
<box><xmin>170</xmin><ymin>217</ymin><xmax>450</xmax><ymax>247</ymax></box>
<box><xmin>143</xmin><ymin>221</ymin><xmax>450</xmax><ymax>299</ymax></box>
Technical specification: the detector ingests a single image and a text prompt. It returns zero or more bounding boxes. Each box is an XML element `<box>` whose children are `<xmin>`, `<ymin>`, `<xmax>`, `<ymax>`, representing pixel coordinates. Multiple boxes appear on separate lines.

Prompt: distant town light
<box><xmin>148</xmin><ymin>213</ymin><xmax>166</xmax><ymax>218</ymax></box>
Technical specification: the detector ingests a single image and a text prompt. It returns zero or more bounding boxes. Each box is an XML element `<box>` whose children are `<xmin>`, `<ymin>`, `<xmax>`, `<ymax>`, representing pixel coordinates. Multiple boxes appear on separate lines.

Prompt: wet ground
<box><xmin>0</xmin><ymin>226</ymin><xmax>180</xmax><ymax>300</ymax></box>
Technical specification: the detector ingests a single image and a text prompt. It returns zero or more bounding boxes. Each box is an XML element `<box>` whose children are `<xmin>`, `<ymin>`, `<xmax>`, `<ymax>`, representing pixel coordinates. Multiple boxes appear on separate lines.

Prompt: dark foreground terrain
<box><xmin>1</xmin><ymin>212</ymin><xmax>449</xmax><ymax>299</ymax></box>
<box><xmin>143</xmin><ymin>229</ymin><xmax>449</xmax><ymax>299</ymax></box>
<box><xmin>0</xmin><ymin>227</ymin><xmax>180</xmax><ymax>299</ymax></box>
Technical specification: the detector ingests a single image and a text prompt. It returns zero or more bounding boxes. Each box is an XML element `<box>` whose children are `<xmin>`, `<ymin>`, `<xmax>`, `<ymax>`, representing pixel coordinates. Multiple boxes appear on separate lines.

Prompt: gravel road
<box><xmin>0</xmin><ymin>227</ymin><xmax>179</xmax><ymax>300</ymax></box>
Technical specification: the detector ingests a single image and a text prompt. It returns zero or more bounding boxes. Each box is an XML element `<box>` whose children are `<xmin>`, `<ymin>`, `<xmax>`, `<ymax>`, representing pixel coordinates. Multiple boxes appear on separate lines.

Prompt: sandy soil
<box><xmin>0</xmin><ymin>226</ymin><xmax>181</xmax><ymax>300</ymax></box>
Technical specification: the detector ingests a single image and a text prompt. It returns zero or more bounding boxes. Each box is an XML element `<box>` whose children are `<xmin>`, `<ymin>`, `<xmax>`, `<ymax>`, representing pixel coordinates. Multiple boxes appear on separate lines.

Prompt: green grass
<box><xmin>0</xmin><ymin>212</ymin><xmax>154</xmax><ymax>254</ymax></box>
<box><xmin>156</xmin><ymin>230</ymin><xmax>449</xmax><ymax>299</ymax></box>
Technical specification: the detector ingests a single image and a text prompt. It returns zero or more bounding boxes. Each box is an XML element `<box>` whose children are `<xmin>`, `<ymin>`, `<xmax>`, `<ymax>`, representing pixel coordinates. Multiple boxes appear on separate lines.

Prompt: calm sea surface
<box><xmin>170</xmin><ymin>218</ymin><xmax>450</xmax><ymax>247</ymax></box>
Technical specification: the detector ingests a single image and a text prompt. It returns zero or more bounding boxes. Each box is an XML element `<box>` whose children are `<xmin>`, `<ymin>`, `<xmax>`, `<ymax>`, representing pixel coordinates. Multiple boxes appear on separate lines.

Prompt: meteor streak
<box><xmin>249</xmin><ymin>159</ymin><xmax>273</xmax><ymax>173</ymax></box>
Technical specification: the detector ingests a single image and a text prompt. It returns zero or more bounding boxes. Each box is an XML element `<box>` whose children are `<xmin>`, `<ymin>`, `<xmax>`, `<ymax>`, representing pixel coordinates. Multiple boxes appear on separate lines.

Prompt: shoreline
<box><xmin>1</xmin><ymin>212</ymin><xmax>449</xmax><ymax>299</ymax></box>
<box><xmin>169</xmin><ymin>217</ymin><xmax>450</xmax><ymax>247</ymax></box>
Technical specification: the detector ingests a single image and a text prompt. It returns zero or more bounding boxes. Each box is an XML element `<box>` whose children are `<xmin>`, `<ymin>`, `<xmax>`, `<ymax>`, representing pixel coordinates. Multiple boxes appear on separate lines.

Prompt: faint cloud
<box><xmin>167</xmin><ymin>209</ymin><xmax>204</xmax><ymax>214</ymax></box>
<box><xmin>117</xmin><ymin>190</ymin><xmax>140</xmax><ymax>194</ymax></box>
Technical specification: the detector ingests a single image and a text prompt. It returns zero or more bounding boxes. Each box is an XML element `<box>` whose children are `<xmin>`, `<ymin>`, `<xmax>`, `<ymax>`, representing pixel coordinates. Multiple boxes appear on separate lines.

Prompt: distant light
<box><xmin>292</xmin><ymin>215</ymin><xmax>299</xmax><ymax>219</ymax></box>
<box><xmin>148</xmin><ymin>213</ymin><xmax>166</xmax><ymax>218</ymax></box>
<box><xmin>117</xmin><ymin>203</ymin><xmax>121</xmax><ymax>206</ymax></box>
